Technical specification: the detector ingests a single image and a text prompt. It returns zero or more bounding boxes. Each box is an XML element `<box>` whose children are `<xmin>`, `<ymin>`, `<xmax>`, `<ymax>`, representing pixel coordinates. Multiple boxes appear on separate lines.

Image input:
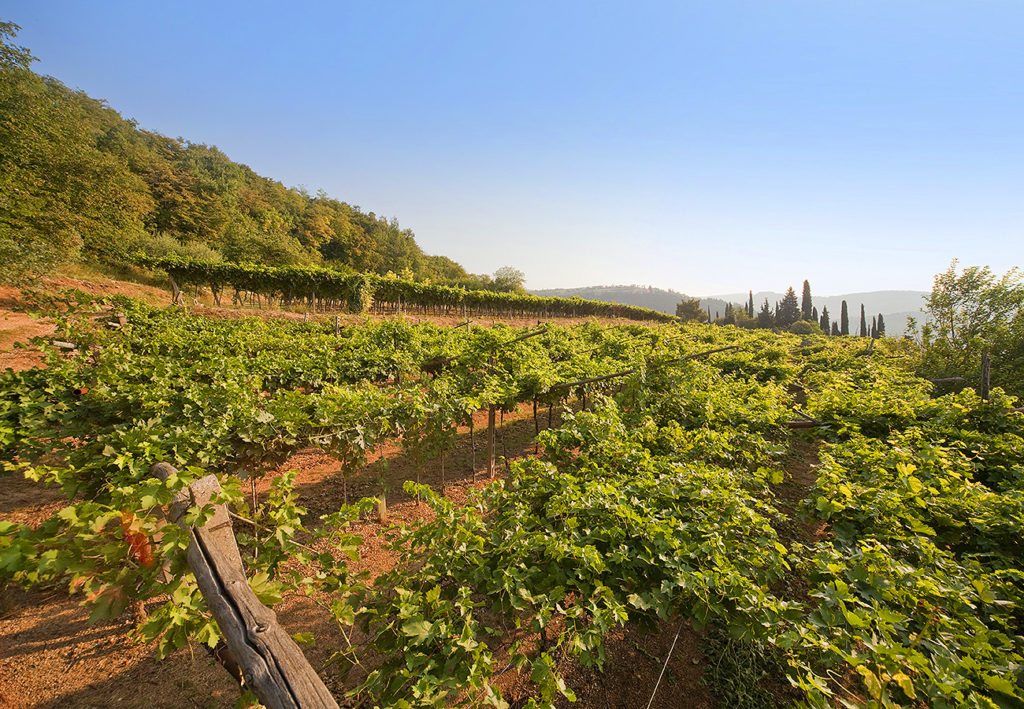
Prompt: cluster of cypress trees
<box><xmin>698</xmin><ymin>280</ymin><xmax>887</xmax><ymax>337</ymax></box>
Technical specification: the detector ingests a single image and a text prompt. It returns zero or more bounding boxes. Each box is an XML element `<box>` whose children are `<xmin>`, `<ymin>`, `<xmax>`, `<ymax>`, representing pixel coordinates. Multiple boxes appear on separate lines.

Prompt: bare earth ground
<box><xmin>0</xmin><ymin>274</ymin><xmax>768</xmax><ymax>708</ymax></box>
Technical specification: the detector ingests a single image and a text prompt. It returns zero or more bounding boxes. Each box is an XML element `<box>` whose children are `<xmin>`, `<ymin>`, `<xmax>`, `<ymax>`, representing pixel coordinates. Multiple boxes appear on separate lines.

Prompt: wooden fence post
<box><xmin>151</xmin><ymin>463</ymin><xmax>338</xmax><ymax>709</ymax></box>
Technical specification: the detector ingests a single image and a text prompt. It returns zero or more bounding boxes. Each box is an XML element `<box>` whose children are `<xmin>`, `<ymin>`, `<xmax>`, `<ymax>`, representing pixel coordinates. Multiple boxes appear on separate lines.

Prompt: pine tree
<box><xmin>859</xmin><ymin>304</ymin><xmax>868</xmax><ymax>337</ymax></box>
<box><xmin>877</xmin><ymin>313</ymin><xmax>886</xmax><ymax>336</ymax></box>
<box><xmin>801</xmin><ymin>280</ymin><xmax>813</xmax><ymax>321</ymax></box>
<box><xmin>778</xmin><ymin>287</ymin><xmax>800</xmax><ymax>327</ymax></box>
<box><xmin>820</xmin><ymin>306</ymin><xmax>830</xmax><ymax>334</ymax></box>
<box><xmin>840</xmin><ymin>301</ymin><xmax>849</xmax><ymax>335</ymax></box>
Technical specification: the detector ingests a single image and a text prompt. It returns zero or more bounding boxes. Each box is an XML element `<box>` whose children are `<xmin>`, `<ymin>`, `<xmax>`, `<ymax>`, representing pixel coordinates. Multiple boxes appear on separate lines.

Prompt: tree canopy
<box><xmin>918</xmin><ymin>261</ymin><xmax>1024</xmax><ymax>395</ymax></box>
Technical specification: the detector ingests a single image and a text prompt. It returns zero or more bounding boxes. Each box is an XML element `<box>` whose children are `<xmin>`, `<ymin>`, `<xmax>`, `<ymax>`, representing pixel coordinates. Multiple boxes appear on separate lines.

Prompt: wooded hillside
<box><xmin>0</xmin><ymin>22</ymin><xmax>466</xmax><ymax>284</ymax></box>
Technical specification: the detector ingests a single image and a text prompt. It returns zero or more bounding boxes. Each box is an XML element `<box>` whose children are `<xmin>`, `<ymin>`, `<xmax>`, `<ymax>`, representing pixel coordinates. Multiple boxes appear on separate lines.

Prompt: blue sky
<box><xmin>6</xmin><ymin>1</ymin><xmax>1023</xmax><ymax>294</ymax></box>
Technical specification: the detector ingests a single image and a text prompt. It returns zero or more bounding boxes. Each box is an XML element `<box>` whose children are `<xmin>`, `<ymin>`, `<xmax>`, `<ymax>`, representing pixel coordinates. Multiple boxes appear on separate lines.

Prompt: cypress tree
<box><xmin>871</xmin><ymin>316</ymin><xmax>878</xmax><ymax>338</ymax></box>
<box><xmin>801</xmin><ymin>280</ymin><xmax>813</xmax><ymax>320</ymax></box>
<box><xmin>840</xmin><ymin>300</ymin><xmax>850</xmax><ymax>336</ymax></box>
<box><xmin>820</xmin><ymin>306</ymin><xmax>830</xmax><ymax>334</ymax></box>
<box><xmin>831</xmin><ymin>322</ymin><xmax>840</xmax><ymax>336</ymax></box>
<box><xmin>812</xmin><ymin>305</ymin><xmax>819</xmax><ymax>322</ymax></box>
<box><xmin>747</xmin><ymin>290</ymin><xmax>754</xmax><ymax>318</ymax></box>
<box><xmin>859</xmin><ymin>304</ymin><xmax>867</xmax><ymax>337</ymax></box>
<box><xmin>878</xmin><ymin>313</ymin><xmax>886</xmax><ymax>336</ymax></box>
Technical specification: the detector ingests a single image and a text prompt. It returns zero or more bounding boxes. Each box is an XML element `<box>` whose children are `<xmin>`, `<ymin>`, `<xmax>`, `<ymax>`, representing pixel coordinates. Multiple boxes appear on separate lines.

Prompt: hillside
<box><xmin>531</xmin><ymin>285</ymin><xmax>735</xmax><ymax>320</ymax></box>
<box><xmin>0</xmin><ymin>22</ymin><xmax>465</xmax><ymax>285</ymax></box>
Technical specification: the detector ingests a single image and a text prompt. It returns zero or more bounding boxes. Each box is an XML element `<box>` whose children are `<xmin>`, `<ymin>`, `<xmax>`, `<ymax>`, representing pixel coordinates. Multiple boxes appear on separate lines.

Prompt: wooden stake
<box><xmin>487</xmin><ymin>405</ymin><xmax>496</xmax><ymax>479</ymax></box>
<box><xmin>533</xmin><ymin>397</ymin><xmax>539</xmax><ymax>454</ymax></box>
<box><xmin>470</xmin><ymin>414</ymin><xmax>476</xmax><ymax>478</ymax></box>
<box><xmin>500</xmin><ymin>408</ymin><xmax>507</xmax><ymax>470</ymax></box>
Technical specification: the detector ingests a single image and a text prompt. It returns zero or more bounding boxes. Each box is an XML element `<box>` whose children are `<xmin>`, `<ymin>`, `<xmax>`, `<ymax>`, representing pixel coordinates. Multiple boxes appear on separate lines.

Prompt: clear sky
<box><xmin>6</xmin><ymin>1</ymin><xmax>1023</xmax><ymax>294</ymax></box>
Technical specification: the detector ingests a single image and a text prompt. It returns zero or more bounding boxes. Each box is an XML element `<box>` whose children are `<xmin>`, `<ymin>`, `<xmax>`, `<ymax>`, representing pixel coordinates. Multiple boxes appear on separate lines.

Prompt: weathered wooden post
<box><xmin>334</xmin><ymin>315</ymin><xmax>340</xmax><ymax>337</ymax></box>
<box><xmin>151</xmin><ymin>463</ymin><xmax>338</xmax><ymax>709</ymax></box>
<box><xmin>487</xmin><ymin>405</ymin><xmax>496</xmax><ymax>479</ymax></box>
<box><xmin>487</xmin><ymin>351</ymin><xmax>497</xmax><ymax>479</ymax></box>
<box><xmin>169</xmin><ymin>275</ymin><xmax>182</xmax><ymax>305</ymax></box>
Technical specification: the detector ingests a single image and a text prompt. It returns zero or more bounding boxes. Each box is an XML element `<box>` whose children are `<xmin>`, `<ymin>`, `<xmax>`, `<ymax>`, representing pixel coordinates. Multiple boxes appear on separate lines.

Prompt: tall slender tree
<box><xmin>820</xmin><ymin>306</ymin><xmax>830</xmax><ymax>334</ymax></box>
<box><xmin>877</xmin><ymin>313</ymin><xmax>886</xmax><ymax>336</ymax></box>
<box><xmin>840</xmin><ymin>300</ymin><xmax>850</xmax><ymax>336</ymax></box>
<box><xmin>747</xmin><ymin>290</ymin><xmax>754</xmax><ymax>318</ymax></box>
<box><xmin>801</xmin><ymin>280</ymin><xmax>813</xmax><ymax>320</ymax></box>
<box><xmin>859</xmin><ymin>304</ymin><xmax>868</xmax><ymax>337</ymax></box>
<box><xmin>831</xmin><ymin>322</ymin><xmax>840</xmax><ymax>336</ymax></box>
<box><xmin>871</xmin><ymin>316</ymin><xmax>878</xmax><ymax>338</ymax></box>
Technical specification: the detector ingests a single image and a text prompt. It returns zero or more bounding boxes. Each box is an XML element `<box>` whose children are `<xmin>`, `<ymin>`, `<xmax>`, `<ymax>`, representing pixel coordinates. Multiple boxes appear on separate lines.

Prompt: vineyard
<box><xmin>135</xmin><ymin>256</ymin><xmax>679</xmax><ymax>323</ymax></box>
<box><xmin>2</xmin><ymin>291</ymin><xmax>1023</xmax><ymax>708</ymax></box>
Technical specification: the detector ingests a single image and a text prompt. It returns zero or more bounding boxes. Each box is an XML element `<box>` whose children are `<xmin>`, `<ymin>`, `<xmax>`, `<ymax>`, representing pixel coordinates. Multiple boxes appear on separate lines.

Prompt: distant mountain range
<box><xmin>530</xmin><ymin>285</ymin><xmax>929</xmax><ymax>334</ymax></box>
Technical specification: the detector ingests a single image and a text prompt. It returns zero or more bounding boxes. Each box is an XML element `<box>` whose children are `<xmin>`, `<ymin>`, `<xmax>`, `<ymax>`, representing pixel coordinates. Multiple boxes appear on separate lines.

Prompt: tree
<box><xmin>756</xmin><ymin>298</ymin><xmax>774</xmax><ymax>328</ymax></box>
<box><xmin>871</xmin><ymin>316</ymin><xmax>878</xmax><ymax>339</ymax></box>
<box><xmin>919</xmin><ymin>261</ymin><xmax>1024</xmax><ymax>394</ymax></box>
<box><xmin>0</xmin><ymin>21</ymin><xmax>33</xmax><ymax>69</ymax></box>
<box><xmin>819</xmin><ymin>306</ymin><xmax>830</xmax><ymax>335</ymax></box>
<box><xmin>747</xmin><ymin>290</ymin><xmax>754</xmax><ymax>318</ymax></box>
<box><xmin>877</xmin><ymin>313</ymin><xmax>886</xmax><ymax>336</ymax></box>
<box><xmin>721</xmin><ymin>303</ymin><xmax>736</xmax><ymax>325</ymax></box>
<box><xmin>492</xmin><ymin>266</ymin><xmax>525</xmax><ymax>293</ymax></box>
<box><xmin>801</xmin><ymin>280</ymin><xmax>813</xmax><ymax>321</ymax></box>
<box><xmin>778</xmin><ymin>287</ymin><xmax>801</xmax><ymax>327</ymax></box>
<box><xmin>859</xmin><ymin>304</ymin><xmax>868</xmax><ymax>337</ymax></box>
<box><xmin>675</xmin><ymin>298</ymin><xmax>707</xmax><ymax>323</ymax></box>
<box><xmin>840</xmin><ymin>300</ymin><xmax>850</xmax><ymax>336</ymax></box>
<box><xmin>831</xmin><ymin>322</ymin><xmax>840</xmax><ymax>336</ymax></box>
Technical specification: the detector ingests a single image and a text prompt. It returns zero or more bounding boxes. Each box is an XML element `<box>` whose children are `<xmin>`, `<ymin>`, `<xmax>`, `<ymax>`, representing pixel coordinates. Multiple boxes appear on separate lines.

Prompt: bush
<box><xmin>789</xmin><ymin>319</ymin><xmax>822</xmax><ymax>335</ymax></box>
